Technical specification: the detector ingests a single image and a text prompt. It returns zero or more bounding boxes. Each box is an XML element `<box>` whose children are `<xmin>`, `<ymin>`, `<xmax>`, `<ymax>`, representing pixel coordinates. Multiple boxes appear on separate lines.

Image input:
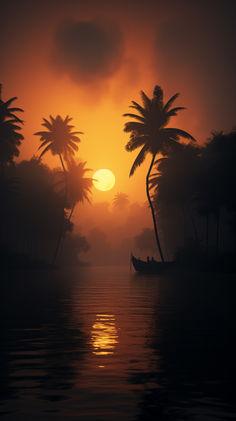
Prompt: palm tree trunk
<box><xmin>146</xmin><ymin>154</ymin><xmax>165</xmax><ymax>263</ymax></box>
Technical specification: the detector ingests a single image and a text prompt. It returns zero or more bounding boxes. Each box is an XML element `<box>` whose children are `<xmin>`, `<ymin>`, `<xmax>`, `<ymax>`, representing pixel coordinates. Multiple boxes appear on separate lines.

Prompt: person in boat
<box><xmin>147</xmin><ymin>256</ymin><xmax>150</xmax><ymax>263</ymax></box>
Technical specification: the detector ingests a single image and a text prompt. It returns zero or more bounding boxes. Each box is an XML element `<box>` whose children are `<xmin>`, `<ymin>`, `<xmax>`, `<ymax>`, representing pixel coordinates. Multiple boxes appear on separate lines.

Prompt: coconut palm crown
<box><xmin>66</xmin><ymin>159</ymin><xmax>93</xmax><ymax>208</ymax></box>
<box><xmin>0</xmin><ymin>85</ymin><xmax>24</xmax><ymax>168</ymax></box>
<box><xmin>124</xmin><ymin>85</ymin><xmax>195</xmax><ymax>176</ymax></box>
<box><xmin>113</xmin><ymin>192</ymin><xmax>129</xmax><ymax>209</ymax></box>
<box><xmin>0</xmin><ymin>84</ymin><xmax>24</xmax><ymax>123</ymax></box>
<box><xmin>35</xmin><ymin>115</ymin><xmax>83</xmax><ymax>169</ymax></box>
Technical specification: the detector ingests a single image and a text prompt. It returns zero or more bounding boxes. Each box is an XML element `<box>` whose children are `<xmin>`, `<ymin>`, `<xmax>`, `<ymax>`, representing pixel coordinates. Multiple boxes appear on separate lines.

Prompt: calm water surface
<box><xmin>1</xmin><ymin>266</ymin><xmax>236</xmax><ymax>420</ymax></box>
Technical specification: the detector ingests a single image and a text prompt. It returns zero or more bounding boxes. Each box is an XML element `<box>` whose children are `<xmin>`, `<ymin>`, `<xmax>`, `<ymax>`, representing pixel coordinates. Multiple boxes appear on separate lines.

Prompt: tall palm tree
<box><xmin>0</xmin><ymin>84</ymin><xmax>24</xmax><ymax>171</ymax></box>
<box><xmin>34</xmin><ymin>115</ymin><xmax>83</xmax><ymax>264</ymax></box>
<box><xmin>124</xmin><ymin>85</ymin><xmax>195</xmax><ymax>262</ymax></box>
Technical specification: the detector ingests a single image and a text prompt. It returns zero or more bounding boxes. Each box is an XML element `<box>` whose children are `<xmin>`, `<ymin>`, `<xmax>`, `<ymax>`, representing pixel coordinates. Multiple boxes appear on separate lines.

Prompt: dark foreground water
<box><xmin>0</xmin><ymin>266</ymin><xmax>236</xmax><ymax>420</ymax></box>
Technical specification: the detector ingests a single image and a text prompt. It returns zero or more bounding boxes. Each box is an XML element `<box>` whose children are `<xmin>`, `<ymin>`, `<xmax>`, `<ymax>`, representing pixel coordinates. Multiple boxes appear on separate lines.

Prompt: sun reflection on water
<box><xmin>90</xmin><ymin>314</ymin><xmax>118</xmax><ymax>356</ymax></box>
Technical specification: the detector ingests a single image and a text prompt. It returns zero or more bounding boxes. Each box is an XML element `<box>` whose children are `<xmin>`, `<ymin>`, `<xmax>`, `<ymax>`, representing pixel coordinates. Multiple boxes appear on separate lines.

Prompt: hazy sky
<box><xmin>1</xmin><ymin>0</ymin><xmax>236</xmax><ymax>203</ymax></box>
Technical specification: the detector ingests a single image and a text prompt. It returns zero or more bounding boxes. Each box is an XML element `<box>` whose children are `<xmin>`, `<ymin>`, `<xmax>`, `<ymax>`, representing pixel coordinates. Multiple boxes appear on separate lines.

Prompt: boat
<box><xmin>131</xmin><ymin>254</ymin><xmax>175</xmax><ymax>273</ymax></box>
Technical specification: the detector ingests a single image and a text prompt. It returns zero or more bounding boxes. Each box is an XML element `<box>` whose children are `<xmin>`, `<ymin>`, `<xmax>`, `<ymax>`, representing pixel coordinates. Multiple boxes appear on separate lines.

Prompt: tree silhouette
<box><xmin>150</xmin><ymin>145</ymin><xmax>201</xmax><ymax>244</ymax></box>
<box><xmin>0</xmin><ymin>84</ymin><xmax>24</xmax><ymax>171</ymax></box>
<box><xmin>196</xmin><ymin>130</ymin><xmax>236</xmax><ymax>255</ymax></box>
<box><xmin>35</xmin><ymin>115</ymin><xmax>82</xmax><ymax>173</ymax></box>
<box><xmin>124</xmin><ymin>85</ymin><xmax>195</xmax><ymax>262</ymax></box>
<box><xmin>55</xmin><ymin>159</ymin><xmax>93</xmax><ymax>260</ymax></box>
<box><xmin>65</xmin><ymin>159</ymin><xmax>93</xmax><ymax>219</ymax></box>
<box><xmin>35</xmin><ymin>115</ymin><xmax>83</xmax><ymax>264</ymax></box>
<box><xmin>113</xmin><ymin>192</ymin><xmax>129</xmax><ymax>210</ymax></box>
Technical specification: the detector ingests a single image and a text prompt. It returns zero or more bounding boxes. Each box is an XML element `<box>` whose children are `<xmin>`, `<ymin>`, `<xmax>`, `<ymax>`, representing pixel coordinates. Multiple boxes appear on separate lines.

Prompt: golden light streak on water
<box><xmin>90</xmin><ymin>314</ymin><xmax>118</xmax><ymax>356</ymax></box>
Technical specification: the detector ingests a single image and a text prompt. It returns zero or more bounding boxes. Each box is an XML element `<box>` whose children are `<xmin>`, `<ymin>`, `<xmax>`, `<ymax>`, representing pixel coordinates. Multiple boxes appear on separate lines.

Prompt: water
<box><xmin>0</xmin><ymin>266</ymin><xmax>236</xmax><ymax>420</ymax></box>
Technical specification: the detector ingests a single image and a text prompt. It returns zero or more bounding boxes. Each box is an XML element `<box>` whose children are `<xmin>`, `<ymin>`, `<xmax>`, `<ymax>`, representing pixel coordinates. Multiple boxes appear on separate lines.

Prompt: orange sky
<box><xmin>1</xmin><ymin>0</ymin><xmax>236</xmax><ymax>204</ymax></box>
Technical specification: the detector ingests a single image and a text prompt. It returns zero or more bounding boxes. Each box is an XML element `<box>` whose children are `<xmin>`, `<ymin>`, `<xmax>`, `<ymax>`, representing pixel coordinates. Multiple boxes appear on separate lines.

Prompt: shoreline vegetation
<box><xmin>1</xmin><ymin>84</ymin><xmax>236</xmax><ymax>272</ymax></box>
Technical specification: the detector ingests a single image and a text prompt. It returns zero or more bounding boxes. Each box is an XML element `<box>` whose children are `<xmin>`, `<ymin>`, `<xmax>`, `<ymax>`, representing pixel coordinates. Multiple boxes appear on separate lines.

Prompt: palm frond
<box><xmin>153</xmin><ymin>157</ymin><xmax>168</xmax><ymax>167</ymax></box>
<box><xmin>39</xmin><ymin>143</ymin><xmax>52</xmax><ymax>159</ymax></box>
<box><xmin>35</xmin><ymin>130</ymin><xmax>52</xmax><ymax>138</ymax></box>
<box><xmin>140</xmin><ymin>91</ymin><xmax>152</xmax><ymax>109</ymax></box>
<box><xmin>8</xmin><ymin>107</ymin><xmax>24</xmax><ymax>113</ymax></box>
<box><xmin>153</xmin><ymin>85</ymin><xmax>163</xmax><ymax>106</ymax></box>
<box><xmin>123</xmin><ymin>113</ymin><xmax>145</xmax><ymax>122</ymax></box>
<box><xmin>38</xmin><ymin>139</ymin><xmax>51</xmax><ymax>150</ymax></box>
<box><xmin>125</xmin><ymin>135</ymin><xmax>147</xmax><ymax>151</ymax></box>
<box><xmin>124</xmin><ymin>121</ymin><xmax>146</xmax><ymax>133</ymax></box>
<box><xmin>164</xmin><ymin>128</ymin><xmax>196</xmax><ymax>141</ymax></box>
<box><xmin>64</xmin><ymin>115</ymin><xmax>72</xmax><ymax>124</ymax></box>
<box><xmin>167</xmin><ymin>107</ymin><xmax>186</xmax><ymax>117</ymax></box>
<box><xmin>71</xmin><ymin>131</ymin><xmax>83</xmax><ymax>135</ymax></box>
<box><xmin>130</xmin><ymin>101</ymin><xmax>147</xmax><ymax>118</ymax></box>
<box><xmin>129</xmin><ymin>145</ymin><xmax>149</xmax><ymax>177</ymax></box>
<box><xmin>42</xmin><ymin>118</ymin><xmax>52</xmax><ymax>130</ymax></box>
<box><xmin>4</xmin><ymin>97</ymin><xmax>18</xmax><ymax>107</ymax></box>
<box><xmin>163</xmin><ymin>93</ymin><xmax>179</xmax><ymax>112</ymax></box>
<box><xmin>67</xmin><ymin>140</ymin><xmax>79</xmax><ymax>151</ymax></box>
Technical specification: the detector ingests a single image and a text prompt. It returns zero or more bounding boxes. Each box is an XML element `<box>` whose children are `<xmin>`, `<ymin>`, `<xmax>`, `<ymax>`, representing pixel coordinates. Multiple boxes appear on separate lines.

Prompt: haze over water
<box><xmin>1</xmin><ymin>266</ymin><xmax>236</xmax><ymax>420</ymax></box>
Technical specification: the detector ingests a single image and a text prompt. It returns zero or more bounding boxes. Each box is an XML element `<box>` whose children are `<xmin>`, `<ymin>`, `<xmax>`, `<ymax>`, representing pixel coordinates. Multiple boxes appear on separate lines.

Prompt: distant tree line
<box><xmin>150</xmin><ymin>131</ymin><xmax>236</xmax><ymax>262</ymax></box>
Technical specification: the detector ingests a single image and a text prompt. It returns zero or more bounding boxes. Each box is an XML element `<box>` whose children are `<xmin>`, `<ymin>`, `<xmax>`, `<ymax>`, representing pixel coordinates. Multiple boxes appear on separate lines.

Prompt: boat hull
<box><xmin>131</xmin><ymin>255</ymin><xmax>175</xmax><ymax>273</ymax></box>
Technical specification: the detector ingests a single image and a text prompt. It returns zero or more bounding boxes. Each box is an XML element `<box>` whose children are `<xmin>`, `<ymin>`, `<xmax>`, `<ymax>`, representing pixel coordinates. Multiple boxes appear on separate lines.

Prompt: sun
<box><xmin>93</xmin><ymin>169</ymin><xmax>115</xmax><ymax>191</ymax></box>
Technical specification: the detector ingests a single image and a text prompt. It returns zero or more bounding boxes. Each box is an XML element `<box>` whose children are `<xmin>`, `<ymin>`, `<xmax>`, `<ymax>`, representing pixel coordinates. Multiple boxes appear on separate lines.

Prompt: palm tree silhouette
<box><xmin>35</xmin><ymin>115</ymin><xmax>83</xmax><ymax>264</ymax></box>
<box><xmin>35</xmin><ymin>115</ymin><xmax>82</xmax><ymax>174</ymax></box>
<box><xmin>0</xmin><ymin>84</ymin><xmax>23</xmax><ymax>123</ymax></box>
<box><xmin>113</xmin><ymin>192</ymin><xmax>129</xmax><ymax>210</ymax></box>
<box><xmin>56</xmin><ymin>159</ymin><xmax>93</xmax><ymax>259</ymax></box>
<box><xmin>64</xmin><ymin>159</ymin><xmax>93</xmax><ymax>220</ymax></box>
<box><xmin>0</xmin><ymin>84</ymin><xmax>24</xmax><ymax>172</ymax></box>
<box><xmin>124</xmin><ymin>85</ymin><xmax>195</xmax><ymax>262</ymax></box>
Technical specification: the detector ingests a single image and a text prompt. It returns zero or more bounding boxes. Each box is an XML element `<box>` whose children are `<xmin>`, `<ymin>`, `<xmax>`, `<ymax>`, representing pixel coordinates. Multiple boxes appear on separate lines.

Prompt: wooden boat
<box><xmin>131</xmin><ymin>254</ymin><xmax>175</xmax><ymax>273</ymax></box>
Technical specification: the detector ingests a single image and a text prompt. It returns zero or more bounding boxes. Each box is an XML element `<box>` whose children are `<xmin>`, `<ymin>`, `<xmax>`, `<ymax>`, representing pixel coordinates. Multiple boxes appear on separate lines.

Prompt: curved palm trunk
<box><xmin>146</xmin><ymin>154</ymin><xmax>165</xmax><ymax>263</ymax></box>
<box><xmin>52</xmin><ymin>154</ymin><xmax>68</xmax><ymax>265</ymax></box>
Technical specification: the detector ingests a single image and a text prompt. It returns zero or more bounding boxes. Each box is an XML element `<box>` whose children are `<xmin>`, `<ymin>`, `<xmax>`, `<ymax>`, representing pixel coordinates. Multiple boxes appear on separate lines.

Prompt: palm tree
<box><xmin>0</xmin><ymin>84</ymin><xmax>24</xmax><ymax>172</ymax></box>
<box><xmin>56</xmin><ymin>159</ymin><xmax>93</xmax><ymax>259</ymax></box>
<box><xmin>113</xmin><ymin>192</ymin><xmax>129</xmax><ymax>210</ymax></box>
<box><xmin>64</xmin><ymin>158</ymin><xmax>93</xmax><ymax>220</ymax></box>
<box><xmin>34</xmin><ymin>115</ymin><xmax>83</xmax><ymax>264</ymax></box>
<box><xmin>35</xmin><ymin>115</ymin><xmax>82</xmax><ymax>174</ymax></box>
<box><xmin>124</xmin><ymin>85</ymin><xmax>195</xmax><ymax>262</ymax></box>
<box><xmin>0</xmin><ymin>84</ymin><xmax>23</xmax><ymax>123</ymax></box>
